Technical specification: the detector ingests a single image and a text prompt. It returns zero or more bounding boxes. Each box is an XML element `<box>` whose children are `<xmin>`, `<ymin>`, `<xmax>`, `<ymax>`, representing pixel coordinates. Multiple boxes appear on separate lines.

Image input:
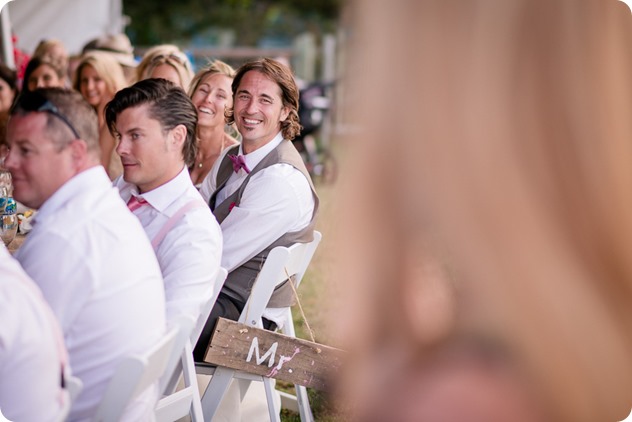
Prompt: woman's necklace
<box><xmin>195</xmin><ymin>153</ymin><xmax>210</xmax><ymax>169</ymax></box>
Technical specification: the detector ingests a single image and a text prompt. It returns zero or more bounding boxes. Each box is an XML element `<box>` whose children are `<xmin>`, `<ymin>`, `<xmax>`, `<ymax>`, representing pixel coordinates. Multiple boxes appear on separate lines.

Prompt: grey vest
<box><xmin>210</xmin><ymin>140</ymin><xmax>319</xmax><ymax>308</ymax></box>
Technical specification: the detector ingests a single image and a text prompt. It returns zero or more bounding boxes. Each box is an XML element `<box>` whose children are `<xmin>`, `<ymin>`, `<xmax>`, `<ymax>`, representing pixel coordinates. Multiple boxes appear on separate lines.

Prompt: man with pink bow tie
<box><xmin>195</xmin><ymin>58</ymin><xmax>319</xmax><ymax>362</ymax></box>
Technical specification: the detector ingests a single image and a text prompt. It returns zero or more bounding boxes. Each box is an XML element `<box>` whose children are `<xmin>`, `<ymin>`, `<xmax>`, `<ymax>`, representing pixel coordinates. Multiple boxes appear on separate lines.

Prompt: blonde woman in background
<box><xmin>89</xmin><ymin>34</ymin><xmax>138</xmax><ymax>85</ymax></box>
<box><xmin>335</xmin><ymin>0</ymin><xmax>632</xmax><ymax>421</ymax></box>
<box><xmin>74</xmin><ymin>51</ymin><xmax>127</xmax><ymax>179</ymax></box>
<box><xmin>136</xmin><ymin>44</ymin><xmax>194</xmax><ymax>90</ymax></box>
<box><xmin>188</xmin><ymin>60</ymin><xmax>238</xmax><ymax>189</ymax></box>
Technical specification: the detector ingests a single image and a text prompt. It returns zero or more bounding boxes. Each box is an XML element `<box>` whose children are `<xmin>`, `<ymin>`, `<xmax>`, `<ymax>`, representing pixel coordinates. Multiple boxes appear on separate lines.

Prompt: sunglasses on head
<box><xmin>16</xmin><ymin>91</ymin><xmax>81</xmax><ymax>140</ymax></box>
<box><xmin>151</xmin><ymin>52</ymin><xmax>189</xmax><ymax>67</ymax></box>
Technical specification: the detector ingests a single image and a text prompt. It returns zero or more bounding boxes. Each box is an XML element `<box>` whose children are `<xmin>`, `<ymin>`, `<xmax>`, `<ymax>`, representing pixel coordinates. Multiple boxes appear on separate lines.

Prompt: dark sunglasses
<box><xmin>14</xmin><ymin>91</ymin><xmax>81</xmax><ymax>140</ymax></box>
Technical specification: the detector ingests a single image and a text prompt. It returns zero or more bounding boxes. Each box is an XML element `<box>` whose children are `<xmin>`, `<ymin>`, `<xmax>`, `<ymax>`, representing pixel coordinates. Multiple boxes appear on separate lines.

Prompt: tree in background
<box><xmin>124</xmin><ymin>0</ymin><xmax>341</xmax><ymax>47</ymax></box>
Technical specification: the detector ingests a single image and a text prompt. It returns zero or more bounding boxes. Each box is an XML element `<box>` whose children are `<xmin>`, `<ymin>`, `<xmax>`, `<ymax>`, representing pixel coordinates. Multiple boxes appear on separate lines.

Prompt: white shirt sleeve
<box><xmin>219</xmin><ymin>163</ymin><xmax>314</xmax><ymax>272</ymax></box>
<box><xmin>155</xmin><ymin>210</ymin><xmax>223</xmax><ymax>325</ymax></box>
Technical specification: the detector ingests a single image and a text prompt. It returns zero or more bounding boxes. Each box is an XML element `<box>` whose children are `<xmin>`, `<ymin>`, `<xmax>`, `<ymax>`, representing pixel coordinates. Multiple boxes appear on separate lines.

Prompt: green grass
<box><xmin>292</xmin><ymin>183</ymin><xmax>336</xmax><ymax>344</ymax></box>
<box><xmin>279</xmin><ymin>387</ymin><xmax>343</xmax><ymax>422</ymax></box>
<box><xmin>278</xmin><ymin>384</ymin><xmax>347</xmax><ymax>422</ymax></box>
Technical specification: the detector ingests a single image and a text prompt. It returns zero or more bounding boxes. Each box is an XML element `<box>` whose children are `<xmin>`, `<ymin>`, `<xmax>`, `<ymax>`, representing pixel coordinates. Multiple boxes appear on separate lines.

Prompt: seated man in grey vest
<box><xmin>195</xmin><ymin>58</ymin><xmax>319</xmax><ymax>361</ymax></box>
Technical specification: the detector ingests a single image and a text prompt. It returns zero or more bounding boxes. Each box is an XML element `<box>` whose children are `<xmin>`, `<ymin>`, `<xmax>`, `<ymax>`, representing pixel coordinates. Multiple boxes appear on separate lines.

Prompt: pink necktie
<box><xmin>127</xmin><ymin>195</ymin><xmax>147</xmax><ymax>212</ymax></box>
<box><xmin>228</xmin><ymin>154</ymin><xmax>251</xmax><ymax>174</ymax></box>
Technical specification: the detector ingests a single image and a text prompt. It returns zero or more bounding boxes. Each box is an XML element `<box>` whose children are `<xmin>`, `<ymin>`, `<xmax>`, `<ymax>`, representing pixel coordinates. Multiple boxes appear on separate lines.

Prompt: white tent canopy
<box><xmin>8</xmin><ymin>0</ymin><xmax>124</xmax><ymax>56</ymax></box>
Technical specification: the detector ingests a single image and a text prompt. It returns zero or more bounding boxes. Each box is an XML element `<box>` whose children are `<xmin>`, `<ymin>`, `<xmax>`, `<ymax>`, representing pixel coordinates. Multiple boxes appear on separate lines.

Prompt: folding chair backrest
<box><xmin>56</xmin><ymin>390</ymin><xmax>71</xmax><ymax>422</ymax></box>
<box><xmin>56</xmin><ymin>374</ymin><xmax>82</xmax><ymax>422</ymax></box>
<box><xmin>287</xmin><ymin>231</ymin><xmax>321</xmax><ymax>291</ymax></box>
<box><xmin>159</xmin><ymin>316</ymin><xmax>196</xmax><ymax>395</ymax></box>
<box><xmin>191</xmin><ymin>267</ymin><xmax>228</xmax><ymax>345</ymax></box>
<box><xmin>65</xmin><ymin>373</ymin><xmax>83</xmax><ymax>404</ymax></box>
<box><xmin>92</xmin><ymin>326</ymin><xmax>179</xmax><ymax>422</ymax></box>
<box><xmin>239</xmin><ymin>231</ymin><xmax>322</xmax><ymax>328</ymax></box>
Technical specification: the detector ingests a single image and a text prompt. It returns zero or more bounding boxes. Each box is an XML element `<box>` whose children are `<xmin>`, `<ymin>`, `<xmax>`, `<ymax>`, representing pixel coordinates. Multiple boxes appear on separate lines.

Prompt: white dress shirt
<box><xmin>115</xmin><ymin>166</ymin><xmax>223</xmax><ymax>327</ymax></box>
<box><xmin>0</xmin><ymin>243</ymin><xmax>66</xmax><ymax>422</ymax></box>
<box><xmin>16</xmin><ymin>166</ymin><xmax>166</xmax><ymax>422</ymax></box>
<box><xmin>199</xmin><ymin>132</ymin><xmax>314</xmax><ymax>325</ymax></box>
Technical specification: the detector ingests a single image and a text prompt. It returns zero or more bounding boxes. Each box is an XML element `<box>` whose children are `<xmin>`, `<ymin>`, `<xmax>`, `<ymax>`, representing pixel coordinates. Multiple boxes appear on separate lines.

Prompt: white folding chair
<box><xmin>276</xmin><ymin>232</ymin><xmax>322</xmax><ymax>422</ymax></box>
<box><xmin>155</xmin><ymin>267</ymin><xmax>228</xmax><ymax>422</ymax></box>
<box><xmin>196</xmin><ymin>231</ymin><xmax>322</xmax><ymax>422</ymax></box>
<box><xmin>56</xmin><ymin>373</ymin><xmax>83</xmax><ymax>422</ymax></box>
<box><xmin>91</xmin><ymin>326</ymin><xmax>179</xmax><ymax>422</ymax></box>
<box><xmin>65</xmin><ymin>373</ymin><xmax>83</xmax><ymax>404</ymax></box>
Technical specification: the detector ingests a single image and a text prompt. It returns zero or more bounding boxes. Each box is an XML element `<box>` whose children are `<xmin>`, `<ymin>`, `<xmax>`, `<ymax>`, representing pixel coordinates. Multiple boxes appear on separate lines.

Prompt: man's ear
<box><xmin>170</xmin><ymin>124</ymin><xmax>187</xmax><ymax>150</ymax></box>
<box><xmin>69</xmin><ymin>139</ymin><xmax>88</xmax><ymax>164</ymax></box>
<box><xmin>280</xmin><ymin>106</ymin><xmax>290</xmax><ymax>122</ymax></box>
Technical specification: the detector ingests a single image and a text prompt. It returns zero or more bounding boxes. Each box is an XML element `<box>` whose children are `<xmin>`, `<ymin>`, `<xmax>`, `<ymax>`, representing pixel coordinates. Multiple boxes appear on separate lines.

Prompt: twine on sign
<box><xmin>285</xmin><ymin>267</ymin><xmax>318</xmax><ymax>346</ymax></box>
<box><xmin>241</xmin><ymin>262</ymin><xmax>318</xmax><ymax>350</ymax></box>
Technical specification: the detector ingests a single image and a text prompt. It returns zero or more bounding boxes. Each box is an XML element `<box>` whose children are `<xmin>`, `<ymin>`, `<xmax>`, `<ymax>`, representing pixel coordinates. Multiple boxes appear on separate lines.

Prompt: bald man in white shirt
<box><xmin>5</xmin><ymin>88</ymin><xmax>166</xmax><ymax>421</ymax></box>
<box><xmin>195</xmin><ymin>58</ymin><xmax>319</xmax><ymax>362</ymax></box>
<box><xmin>105</xmin><ymin>78</ymin><xmax>223</xmax><ymax>329</ymax></box>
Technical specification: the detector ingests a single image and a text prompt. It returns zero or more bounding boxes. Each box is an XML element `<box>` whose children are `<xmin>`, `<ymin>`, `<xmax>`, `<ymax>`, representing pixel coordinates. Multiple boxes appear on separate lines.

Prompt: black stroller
<box><xmin>293</xmin><ymin>82</ymin><xmax>337</xmax><ymax>184</ymax></box>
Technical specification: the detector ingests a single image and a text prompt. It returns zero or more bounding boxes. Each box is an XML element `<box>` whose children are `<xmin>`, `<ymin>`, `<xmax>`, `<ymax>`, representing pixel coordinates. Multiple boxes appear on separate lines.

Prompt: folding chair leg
<box><xmin>295</xmin><ymin>384</ymin><xmax>314</xmax><ymax>422</ymax></box>
<box><xmin>263</xmin><ymin>378</ymin><xmax>281</xmax><ymax>422</ymax></box>
<box><xmin>280</xmin><ymin>311</ymin><xmax>314</xmax><ymax>421</ymax></box>
<box><xmin>200</xmin><ymin>366</ymin><xmax>236</xmax><ymax>418</ymax></box>
<box><xmin>181</xmin><ymin>343</ymin><xmax>204</xmax><ymax>422</ymax></box>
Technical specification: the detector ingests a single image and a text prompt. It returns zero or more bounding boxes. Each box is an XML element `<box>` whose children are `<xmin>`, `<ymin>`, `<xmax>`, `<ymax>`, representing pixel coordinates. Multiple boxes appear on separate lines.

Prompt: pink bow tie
<box><xmin>228</xmin><ymin>154</ymin><xmax>251</xmax><ymax>174</ymax></box>
<box><xmin>127</xmin><ymin>195</ymin><xmax>147</xmax><ymax>212</ymax></box>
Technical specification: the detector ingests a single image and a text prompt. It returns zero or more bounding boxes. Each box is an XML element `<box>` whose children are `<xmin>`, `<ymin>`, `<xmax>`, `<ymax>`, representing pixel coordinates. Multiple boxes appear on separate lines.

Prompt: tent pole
<box><xmin>1</xmin><ymin>5</ymin><xmax>14</xmax><ymax>68</ymax></box>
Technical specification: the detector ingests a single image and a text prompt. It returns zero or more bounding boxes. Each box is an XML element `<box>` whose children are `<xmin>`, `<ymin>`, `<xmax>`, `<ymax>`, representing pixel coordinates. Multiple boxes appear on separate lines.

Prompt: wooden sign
<box><xmin>204</xmin><ymin>318</ymin><xmax>345</xmax><ymax>391</ymax></box>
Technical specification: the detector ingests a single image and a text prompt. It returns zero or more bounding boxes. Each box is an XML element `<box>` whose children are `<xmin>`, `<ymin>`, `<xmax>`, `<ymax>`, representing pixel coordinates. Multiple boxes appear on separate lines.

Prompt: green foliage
<box><xmin>123</xmin><ymin>0</ymin><xmax>342</xmax><ymax>46</ymax></box>
<box><xmin>277</xmin><ymin>384</ymin><xmax>347</xmax><ymax>422</ymax></box>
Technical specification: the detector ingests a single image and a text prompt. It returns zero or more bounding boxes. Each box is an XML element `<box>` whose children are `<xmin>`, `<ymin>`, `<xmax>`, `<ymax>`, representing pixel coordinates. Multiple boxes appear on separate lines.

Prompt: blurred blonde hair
<box><xmin>73</xmin><ymin>51</ymin><xmax>127</xmax><ymax>100</ymax></box>
<box><xmin>336</xmin><ymin>0</ymin><xmax>632</xmax><ymax>421</ymax></box>
<box><xmin>136</xmin><ymin>44</ymin><xmax>194</xmax><ymax>90</ymax></box>
<box><xmin>187</xmin><ymin>59</ymin><xmax>235</xmax><ymax>98</ymax></box>
<box><xmin>33</xmin><ymin>38</ymin><xmax>68</xmax><ymax>77</ymax></box>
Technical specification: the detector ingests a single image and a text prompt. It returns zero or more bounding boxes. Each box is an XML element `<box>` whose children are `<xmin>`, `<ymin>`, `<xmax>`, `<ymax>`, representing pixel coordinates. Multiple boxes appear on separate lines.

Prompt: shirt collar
<box><xmin>238</xmin><ymin>131</ymin><xmax>284</xmax><ymax>172</ymax></box>
<box><xmin>34</xmin><ymin>166</ymin><xmax>107</xmax><ymax>225</ymax></box>
<box><xmin>128</xmin><ymin>165</ymin><xmax>191</xmax><ymax>214</ymax></box>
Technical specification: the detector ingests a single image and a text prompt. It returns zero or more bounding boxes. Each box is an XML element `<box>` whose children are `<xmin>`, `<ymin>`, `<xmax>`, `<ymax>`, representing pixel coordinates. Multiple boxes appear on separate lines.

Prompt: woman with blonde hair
<box><xmin>188</xmin><ymin>59</ymin><xmax>238</xmax><ymax>189</ymax></box>
<box><xmin>336</xmin><ymin>0</ymin><xmax>632</xmax><ymax>421</ymax></box>
<box><xmin>74</xmin><ymin>51</ymin><xmax>127</xmax><ymax>179</ymax></box>
<box><xmin>136</xmin><ymin>44</ymin><xmax>194</xmax><ymax>90</ymax></box>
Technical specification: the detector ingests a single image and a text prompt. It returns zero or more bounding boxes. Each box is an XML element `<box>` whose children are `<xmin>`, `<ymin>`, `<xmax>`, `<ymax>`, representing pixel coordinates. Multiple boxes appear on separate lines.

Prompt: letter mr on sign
<box><xmin>204</xmin><ymin>318</ymin><xmax>344</xmax><ymax>390</ymax></box>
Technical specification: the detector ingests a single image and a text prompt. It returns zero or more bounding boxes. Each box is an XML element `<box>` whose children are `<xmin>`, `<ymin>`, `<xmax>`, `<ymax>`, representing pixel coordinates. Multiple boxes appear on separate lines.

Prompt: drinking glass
<box><xmin>0</xmin><ymin>186</ymin><xmax>17</xmax><ymax>247</ymax></box>
<box><xmin>1</xmin><ymin>214</ymin><xmax>17</xmax><ymax>246</ymax></box>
